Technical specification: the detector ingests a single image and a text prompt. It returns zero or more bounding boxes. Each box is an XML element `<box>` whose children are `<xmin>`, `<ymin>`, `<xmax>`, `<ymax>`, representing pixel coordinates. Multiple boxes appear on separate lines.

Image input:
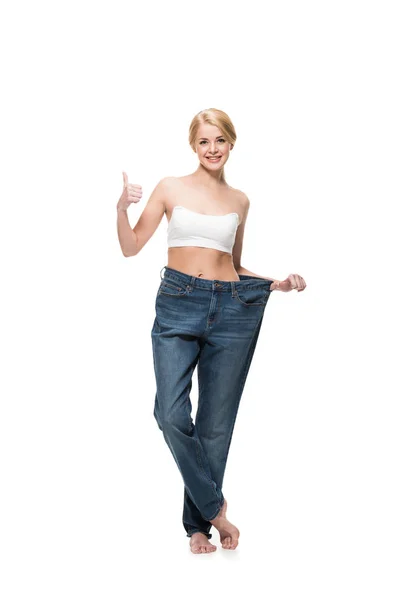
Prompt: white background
<box><xmin>1</xmin><ymin>0</ymin><xmax>399</xmax><ymax>598</ymax></box>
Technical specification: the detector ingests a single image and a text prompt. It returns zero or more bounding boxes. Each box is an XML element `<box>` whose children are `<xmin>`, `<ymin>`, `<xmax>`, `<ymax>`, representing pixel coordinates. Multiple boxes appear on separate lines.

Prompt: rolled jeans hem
<box><xmin>186</xmin><ymin>529</ymin><xmax>213</xmax><ymax>540</ymax></box>
<box><xmin>203</xmin><ymin>495</ymin><xmax>225</xmax><ymax>522</ymax></box>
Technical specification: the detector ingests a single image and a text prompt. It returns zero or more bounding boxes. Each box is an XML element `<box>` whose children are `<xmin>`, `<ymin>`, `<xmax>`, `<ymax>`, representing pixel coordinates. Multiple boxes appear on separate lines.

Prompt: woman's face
<box><xmin>194</xmin><ymin>123</ymin><xmax>233</xmax><ymax>170</ymax></box>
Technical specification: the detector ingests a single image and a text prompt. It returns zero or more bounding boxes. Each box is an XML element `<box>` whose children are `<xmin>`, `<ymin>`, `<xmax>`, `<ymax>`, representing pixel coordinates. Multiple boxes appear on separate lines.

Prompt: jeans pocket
<box><xmin>233</xmin><ymin>287</ymin><xmax>269</xmax><ymax>306</ymax></box>
<box><xmin>158</xmin><ymin>279</ymin><xmax>190</xmax><ymax>297</ymax></box>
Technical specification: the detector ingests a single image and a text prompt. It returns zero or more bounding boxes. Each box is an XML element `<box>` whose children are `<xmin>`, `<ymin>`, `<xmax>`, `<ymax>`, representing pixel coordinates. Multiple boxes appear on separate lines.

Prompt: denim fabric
<box><xmin>151</xmin><ymin>266</ymin><xmax>274</xmax><ymax>540</ymax></box>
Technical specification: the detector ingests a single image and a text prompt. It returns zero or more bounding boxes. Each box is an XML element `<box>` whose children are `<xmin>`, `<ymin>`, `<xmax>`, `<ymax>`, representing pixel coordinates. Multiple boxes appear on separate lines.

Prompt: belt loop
<box><xmin>231</xmin><ymin>281</ymin><xmax>236</xmax><ymax>297</ymax></box>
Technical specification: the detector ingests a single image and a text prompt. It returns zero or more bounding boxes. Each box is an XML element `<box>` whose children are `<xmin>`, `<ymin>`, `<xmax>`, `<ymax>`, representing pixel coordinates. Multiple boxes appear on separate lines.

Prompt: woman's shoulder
<box><xmin>157</xmin><ymin>175</ymin><xmax>180</xmax><ymax>186</ymax></box>
<box><xmin>152</xmin><ymin>176</ymin><xmax>181</xmax><ymax>201</ymax></box>
<box><xmin>157</xmin><ymin>175</ymin><xmax>183</xmax><ymax>192</ymax></box>
<box><xmin>228</xmin><ymin>185</ymin><xmax>248</xmax><ymax>198</ymax></box>
<box><xmin>227</xmin><ymin>186</ymin><xmax>249</xmax><ymax>208</ymax></box>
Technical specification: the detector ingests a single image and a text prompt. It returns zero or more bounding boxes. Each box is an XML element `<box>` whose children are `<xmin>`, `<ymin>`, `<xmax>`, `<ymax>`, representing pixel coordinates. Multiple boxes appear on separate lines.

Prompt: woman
<box><xmin>116</xmin><ymin>108</ymin><xmax>306</xmax><ymax>554</ymax></box>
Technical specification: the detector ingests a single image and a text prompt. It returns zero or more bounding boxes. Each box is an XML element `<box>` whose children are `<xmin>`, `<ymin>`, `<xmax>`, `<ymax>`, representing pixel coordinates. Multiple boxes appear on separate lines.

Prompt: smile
<box><xmin>206</xmin><ymin>156</ymin><xmax>222</xmax><ymax>162</ymax></box>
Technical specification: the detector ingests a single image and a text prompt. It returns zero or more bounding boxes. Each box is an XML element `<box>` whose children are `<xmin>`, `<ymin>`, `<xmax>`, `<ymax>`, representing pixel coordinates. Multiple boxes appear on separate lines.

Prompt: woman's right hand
<box><xmin>116</xmin><ymin>171</ymin><xmax>143</xmax><ymax>211</ymax></box>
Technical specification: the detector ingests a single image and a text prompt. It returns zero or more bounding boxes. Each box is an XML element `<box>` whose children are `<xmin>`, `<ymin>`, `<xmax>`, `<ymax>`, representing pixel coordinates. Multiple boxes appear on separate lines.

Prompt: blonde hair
<box><xmin>188</xmin><ymin>108</ymin><xmax>237</xmax><ymax>152</ymax></box>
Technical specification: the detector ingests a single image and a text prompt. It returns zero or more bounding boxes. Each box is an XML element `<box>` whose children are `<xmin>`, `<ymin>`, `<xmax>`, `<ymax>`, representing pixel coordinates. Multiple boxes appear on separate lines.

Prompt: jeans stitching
<box><xmin>158</xmin><ymin>283</ymin><xmax>189</xmax><ymax>297</ymax></box>
<box><xmin>233</xmin><ymin>289</ymin><xmax>267</xmax><ymax>306</ymax></box>
<box><xmin>233</xmin><ymin>288</ymin><xmax>269</xmax><ymax>306</ymax></box>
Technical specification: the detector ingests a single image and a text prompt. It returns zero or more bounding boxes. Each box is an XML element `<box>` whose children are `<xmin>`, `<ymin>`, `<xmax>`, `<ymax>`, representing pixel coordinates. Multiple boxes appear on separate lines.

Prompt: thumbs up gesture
<box><xmin>116</xmin><ymin>172</ymin><xmax>143</xmax><ymax>212</ymax></box>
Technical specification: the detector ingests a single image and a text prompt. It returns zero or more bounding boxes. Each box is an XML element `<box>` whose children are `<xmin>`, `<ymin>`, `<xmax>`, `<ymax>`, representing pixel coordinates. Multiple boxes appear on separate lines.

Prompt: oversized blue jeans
<box><xmin>151</xmin><ymin>266</ymin><xmax>274</xmax><ymax>540</ymax></box>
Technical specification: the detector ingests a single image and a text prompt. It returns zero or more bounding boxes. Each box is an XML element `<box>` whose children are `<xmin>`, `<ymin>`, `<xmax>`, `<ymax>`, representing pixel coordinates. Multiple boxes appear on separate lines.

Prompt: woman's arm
<box><xmin>116</xmin><ymin>176</ymin><xmax>168</xmax><ymax>257</ymax></box>
<box><xmin>235</xmin><ymin>265</ymin><xmax>281</xmax><ymax>290</ymax></box>
<box><xmin>232</xmin><ymin>195</ymin><xmax>282</xmax><ymax>290</ymax></box>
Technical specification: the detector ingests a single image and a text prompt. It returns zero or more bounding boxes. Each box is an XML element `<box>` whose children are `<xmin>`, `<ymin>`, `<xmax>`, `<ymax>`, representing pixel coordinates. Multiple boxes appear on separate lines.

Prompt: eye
<box><xmin>199</xmin><ymin>139</ymin><xmax>225</xmax><ymax>145</ymax></box>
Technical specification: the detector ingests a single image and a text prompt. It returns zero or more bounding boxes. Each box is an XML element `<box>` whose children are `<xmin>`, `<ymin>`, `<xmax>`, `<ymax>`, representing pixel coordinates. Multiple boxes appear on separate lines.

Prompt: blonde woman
<box><xmin>116</xmin><ymin>108</ymin><xmax>306</xmax><ymax>554</ymax></box>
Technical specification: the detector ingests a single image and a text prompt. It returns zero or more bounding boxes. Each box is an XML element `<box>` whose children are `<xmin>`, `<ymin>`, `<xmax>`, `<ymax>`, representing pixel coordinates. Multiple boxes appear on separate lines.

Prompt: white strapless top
<box><xmin>167</xmin><ymin>205</ymin><xmax>239</xmax><ymax>254</ymax></box>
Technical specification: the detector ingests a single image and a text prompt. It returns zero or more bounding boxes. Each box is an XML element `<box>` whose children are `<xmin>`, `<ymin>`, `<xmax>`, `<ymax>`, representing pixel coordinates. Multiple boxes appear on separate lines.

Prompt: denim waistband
<box><xmin>159</xmin><ymin>266</ymin><xmax>273</xmax><ymax>292</ymax></box>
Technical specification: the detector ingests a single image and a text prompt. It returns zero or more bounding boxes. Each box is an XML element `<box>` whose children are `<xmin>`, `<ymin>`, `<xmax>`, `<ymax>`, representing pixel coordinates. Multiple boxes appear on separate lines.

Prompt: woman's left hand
<box><xmin>273</xmin><ymin>274</ymin><xmax>306</xmax><ymax>292</ymax></box>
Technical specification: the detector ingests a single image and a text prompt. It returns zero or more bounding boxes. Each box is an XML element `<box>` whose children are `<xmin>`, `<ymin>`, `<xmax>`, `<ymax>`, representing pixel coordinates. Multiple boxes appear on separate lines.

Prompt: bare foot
<box><xmin>189</xmin><ymin>532</ymin><xmax>217</xmax><ymax>554</ymax></box>
<box><xmin>210</xmin><ymin>500</ymin><xmax>240</xmax><ymax>550</ymax></box>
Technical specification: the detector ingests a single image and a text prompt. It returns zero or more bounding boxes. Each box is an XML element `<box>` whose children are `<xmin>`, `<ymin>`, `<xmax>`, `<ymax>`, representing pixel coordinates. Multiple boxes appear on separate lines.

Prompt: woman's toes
<box><xmin>221</xmin><ymin>535</ymin><xmax>237</xmax><ymax>549</ymax></box>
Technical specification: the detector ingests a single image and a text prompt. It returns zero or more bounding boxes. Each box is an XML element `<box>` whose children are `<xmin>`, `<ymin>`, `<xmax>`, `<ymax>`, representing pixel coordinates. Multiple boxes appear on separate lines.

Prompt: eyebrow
<box><xmin>198</xmin><ymin>136</ymin><xmax>224</xmax><ymax>140</ymax></box>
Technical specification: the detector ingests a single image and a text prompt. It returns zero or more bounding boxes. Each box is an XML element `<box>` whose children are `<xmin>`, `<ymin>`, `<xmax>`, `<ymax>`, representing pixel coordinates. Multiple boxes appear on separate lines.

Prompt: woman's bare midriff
<box><xmin>167</xmin><ymin>247</ymin><xmax>240</xmax><ymax>281</ymax></box>
<box><xmin>164</xmin><ymin>176</ymin><xmax>243</xmax><ymax>282</ymax></box>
